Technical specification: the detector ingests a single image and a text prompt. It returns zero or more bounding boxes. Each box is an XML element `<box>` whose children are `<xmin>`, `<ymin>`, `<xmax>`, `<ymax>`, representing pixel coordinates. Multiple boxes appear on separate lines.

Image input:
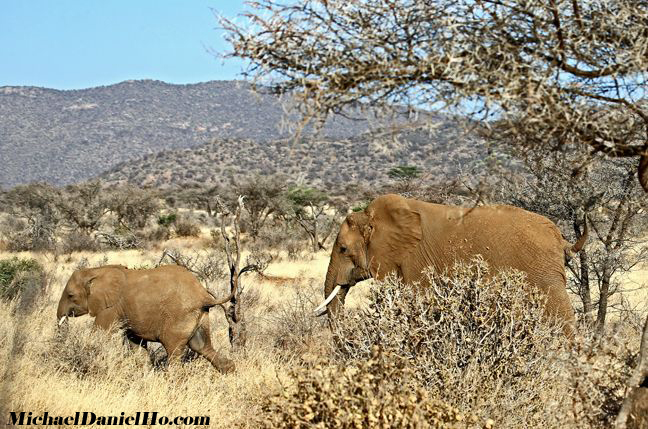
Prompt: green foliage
<box><xmin>0</xmin><ymin>257</ymin><xmax>46</xmax><ymax>303</ymax></box>
<box><xmin>387</xmin><ymin>165</ymin><xmax>423</xmax><ymax>180</ymax></box>
<box><xmin>285</xmin><ymin>186</ymin><xmax>328</xmax><ymax>209</ymax></box>
<box><xmin>351</xmin><ymin>201</ymin><xmax>369</xmax><ymax>212</ymax></box>
<box><xmin>260</xmin><ymin>347</ymin><xmax>479</xmax><ymax>429</ymax></box>
<box><xmin>157</xmin><ymin>213</ymin><xmax>177</xmax><ymax>227</ymax></box>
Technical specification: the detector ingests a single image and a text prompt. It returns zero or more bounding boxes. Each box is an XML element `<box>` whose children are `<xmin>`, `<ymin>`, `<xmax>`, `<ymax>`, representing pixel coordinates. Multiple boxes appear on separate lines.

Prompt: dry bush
<box><xmin>2</xmin><ymin>217</ymin><xmax>57</xmax><ymax>252</ymax></box>
<box><xmin>60</xmin><ymin>230</ymin><xmax>99</xmax><ymax>253</ymax></box>
<box><xmin>562</xmin><ymin>324</ymin><xmax>641</xmax><ymax>428</ymax></box>
<box><xmin>260</xmin><ymin>346</ymin><xmax>482</xmax><ymax>429</ymax></box>
<box><xmin>95</xmin><ymin>230</ymin><xmax>142</xmax><ymax>250</ymax></box>
<box><xmin>45</xmin><ymin>325</ymin><xmax>140</xmax><ymax>379</ymax></box>
<box><xmin>285</xmin><ymin>238</ymin><xmax>306</xmax><ymax>261</ymax></box>
<box><xmin>174</xmin><ymin>218</ymin><xmax>201</xmax><ymax>238</ymax></box>
<box><xmin>146</xmin><ymin>225</ymin><xmax>171</xmax><ymax>243</ymax></box>
<box><xmin>0</xmin><ymin>257</ymin><xmax>47</xmax><ymax>309</ymax></box>
<box><xmin>334</xmin><ymin>259</ymin><xmax>569</xmax><ymax>427</ymax></box>
<box><xmin>260</xmin><ymin>280</ymin><xmax>327</xmax><ymax>359</ymax></box>
<box><xmin>157</xmin><ymin>247</ymin><xmax>227</xmax><ymax>287</ymax></box>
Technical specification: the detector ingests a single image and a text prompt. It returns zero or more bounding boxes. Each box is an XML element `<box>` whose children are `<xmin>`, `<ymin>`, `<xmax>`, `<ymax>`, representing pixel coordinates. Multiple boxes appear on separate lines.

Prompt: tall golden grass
<box><xmin>0</xmin><ymin>234</ymin><xmax>645</xmax><ymax>428</ymax></box>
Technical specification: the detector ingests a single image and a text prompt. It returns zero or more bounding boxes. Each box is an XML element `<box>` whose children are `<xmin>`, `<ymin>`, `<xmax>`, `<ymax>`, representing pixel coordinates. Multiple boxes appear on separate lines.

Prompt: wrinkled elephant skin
<box><xmin>57</xmin><ymin>264</ymin><xmax>234</xmax><ymax>373</ymax></box>
<box><xmin>321</xmin><ymin>194</ymin><xmax>587</xmax><ymax>337</ymax></box>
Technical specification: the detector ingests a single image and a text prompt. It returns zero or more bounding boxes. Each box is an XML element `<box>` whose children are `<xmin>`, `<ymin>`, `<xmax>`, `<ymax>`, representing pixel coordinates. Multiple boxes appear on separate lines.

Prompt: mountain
<box><xmin>0</xmin><ymin>80</ymin><xmax>388</xmax><ymax>188</ymax></box>
<box><xmin>100</xmin><ymin>124</ymin><xmax>485</xmax><ymax>191</ymax></box>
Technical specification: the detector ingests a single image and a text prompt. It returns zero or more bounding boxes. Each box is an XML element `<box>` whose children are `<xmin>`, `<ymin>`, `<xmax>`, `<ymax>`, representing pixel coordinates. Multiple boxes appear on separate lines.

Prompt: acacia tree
<box><xmin>222</xmin><ymin>0</ymin><xmax>648</xmax><ymax>191</ymax></box>
<box><xmin>284</xmin><ymin>186</ymin><xmax>334</xmax><ymax>253</ymax></box>
<box><xmin>55</xmin><ymin>180</ymin><xmax>111</xmax><ymax>235</ymax></box>
<box><xmin>229</xmin><ymin>175</ymin><xmax>288</xmax><ymax>239</ymax></box>
<box><xmin>498</xmin><ymin>152</ymin><xmax>648</xmax><ymax>333</ymax></box>
<box><xmin>0</xmin><ymin>183</ymin><xmax>60</xmax><ymax>250</ymax></box>
<box><xmin>107</xmin><ymin>185</ymin><xmax>159</xmax><ymax>230</ymax></box>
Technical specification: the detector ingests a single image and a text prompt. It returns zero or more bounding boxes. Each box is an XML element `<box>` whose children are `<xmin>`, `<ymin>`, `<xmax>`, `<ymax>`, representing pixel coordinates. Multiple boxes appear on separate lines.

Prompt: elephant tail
<box><xmin>564</xmin><ymin>219</ymin><xmax>588</xmax><ymax>261</ymax></box>
<box><xmin>204</xmin><ymin>287</ymin><xmax>235</xmax><ymax>307</ymax></box>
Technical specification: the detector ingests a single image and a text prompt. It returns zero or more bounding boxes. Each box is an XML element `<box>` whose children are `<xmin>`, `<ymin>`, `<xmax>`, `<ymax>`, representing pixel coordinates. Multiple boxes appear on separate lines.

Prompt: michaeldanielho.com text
<box><xmin>9</xmin><ymin>411</ymin><xmax>209</xmax><ymax>426</ymax></box>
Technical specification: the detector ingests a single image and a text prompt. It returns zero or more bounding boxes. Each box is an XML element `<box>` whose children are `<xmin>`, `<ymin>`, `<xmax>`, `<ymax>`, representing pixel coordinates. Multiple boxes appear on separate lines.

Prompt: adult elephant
<box><xmin>57</xmin><ymin>264</ymin><xmax>234</xmax><ymax>373</ymax></box>
<box><xmin>315</xmin><ymin>194</ymin><xmax>587</xmax><ymax>337</ymax></box>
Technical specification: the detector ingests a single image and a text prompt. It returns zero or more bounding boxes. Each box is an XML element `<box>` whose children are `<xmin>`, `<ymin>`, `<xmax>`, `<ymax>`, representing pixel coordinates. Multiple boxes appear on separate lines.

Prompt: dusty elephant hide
<box><xmin>56</xmin><ymin>264</ymin><xmax>234</xmax><ymax>373</ymax></box>
<box><xmin>320</xmin><ymin>194</ymin><xmax>586</xmax><ymax>337</ymax></box>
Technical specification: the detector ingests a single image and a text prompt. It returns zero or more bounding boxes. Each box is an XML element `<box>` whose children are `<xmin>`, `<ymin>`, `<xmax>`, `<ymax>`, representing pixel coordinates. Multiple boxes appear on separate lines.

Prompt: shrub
<box><xmin>157</xmin><ymin>213</ymin><xmax>177</xmax><ymax>227</ymax></box>
<box><xmin>174</xmin><ymin>219</ymin><xmax>201</xmax><ymax>237</ymax></box>
<box><xmin>47</xmin><ymin>325</ymin><xmax>135</xmax><ymax>379</ymax></box>
<box><xmin>3</xmin><ymin>218</ymin><xmax>57</xmax><ymax>252</ymax></box>
<box><xmin>334</xmin><ymin>259</ymin><xmax>569</xmax><ymax>427</ymax></box>
<box><xmin>147</xmin><ymin>226</ymin><xmax>171</xmax><ymax>242</ymax></box>
<box><xmin>263</xmin><ymin>280</ymin><xmax>327</xmax><ymax>358</ymax></box>
<box><xmin>560</xmin><ymin>324</ymin><xmax>640</xmax><ymax>428</ymax></box>
<box><xmin>95</xmin><ymin>231</ymin><xmax>142</xmax><ymax>249</ymax></box>
<box><xmin>0</xmin><ymin>257</ymin><xmax>47</xmax><ymax>307</ymax></box>
<box><xmin>351</xmin><ymin>201</ymin><xmax>370</xmax><ymax>212</ymax></box>
<box><xmin>60</xmin><ymin>231</ymin><xmax>99</xmax><ymax>253</ymax></box>
<box><xmin>260</xmin><ymin>346</ymin><xmax>482</xmax><ymax>429</ymax></box>
<box><xmin>285</xmin><ymin>238</ymin><xmax>306</xmax><ymax>261</ymax></box>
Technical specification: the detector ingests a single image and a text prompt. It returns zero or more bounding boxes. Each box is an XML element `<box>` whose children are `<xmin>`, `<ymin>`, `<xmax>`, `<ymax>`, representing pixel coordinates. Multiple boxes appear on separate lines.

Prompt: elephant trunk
<box><xmin>56</xmin><ymin>297</ymin><xmax>68</xmax><ymax>326</ymax></box>
<box><xmin>322</xmin><ymin>254</ymin><xmax>349</xmax><ymax>326</ymax></box>
<box><xmin>56</xmin><ymin>298</ymin><xmax>66</xmax><ymax>319</ymax></box>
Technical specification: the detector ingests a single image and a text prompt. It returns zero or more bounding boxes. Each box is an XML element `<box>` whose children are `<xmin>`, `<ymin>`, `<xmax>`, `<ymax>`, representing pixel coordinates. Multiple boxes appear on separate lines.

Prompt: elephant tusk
<box><xmin>313</xmin><ymin>285</ymin><xmax>341</xmax><ymax>315</ymax></box>
<box><xmin>58</xmin><ymin>316</ymin><xmax>67</xmax><ymax>326</ymax></box>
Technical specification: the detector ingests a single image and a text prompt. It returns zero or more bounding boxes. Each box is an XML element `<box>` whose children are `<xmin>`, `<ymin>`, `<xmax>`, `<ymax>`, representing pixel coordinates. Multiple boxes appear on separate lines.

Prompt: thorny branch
<box><xmin>222</xmin><ymin>0</ymin><xmax>648</xmax><ymax>190</ymax></box>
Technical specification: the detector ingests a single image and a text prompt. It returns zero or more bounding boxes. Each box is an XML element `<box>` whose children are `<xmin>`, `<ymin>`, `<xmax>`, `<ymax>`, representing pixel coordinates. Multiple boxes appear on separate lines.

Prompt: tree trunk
<box><xmin>579</xmin><ymin>251</ymin><xmax>592</xmax><ymax>315</ymax></box>
<box><xmin>596</xmin><ymin>262</ymin><xmax>612</xmax><ymax>335</ymax></box>
<box><xmin>574</xmin><ymin>221</ymin><xmax>592</xmax><ymax>316</ymax></box>
<box><xmin>615</xmin><ymin>315</ymin><xmax>648</xmax><ymax>429</ymax></box>
<box><xmin>225</xmin><ymin>260</ymin><xmax>247</xmax><ymax>350</ymax></box>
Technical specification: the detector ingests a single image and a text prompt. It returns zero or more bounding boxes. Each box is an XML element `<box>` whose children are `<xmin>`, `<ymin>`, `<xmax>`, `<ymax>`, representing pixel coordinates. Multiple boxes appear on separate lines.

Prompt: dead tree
<box><xmin>616</xmin><ymin>315</ymin><xmax>648</xmax><ymax>429</ymax></box>
<box><xmin>216</xmin><ymin>195</ymin><xmax>269</xmax><ymax>350</ymax></box>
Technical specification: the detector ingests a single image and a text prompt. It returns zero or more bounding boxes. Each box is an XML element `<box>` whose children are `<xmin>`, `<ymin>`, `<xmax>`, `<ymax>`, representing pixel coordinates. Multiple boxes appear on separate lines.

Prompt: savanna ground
<box><xmin>0</xmin><ymin>233</ymin><xmax>365</xmax><ymax>428</ymax></box>
<box><xmin>0</xmin><ymin>228</ymin><xmax>646</xmax><ymax>428</ymax></box>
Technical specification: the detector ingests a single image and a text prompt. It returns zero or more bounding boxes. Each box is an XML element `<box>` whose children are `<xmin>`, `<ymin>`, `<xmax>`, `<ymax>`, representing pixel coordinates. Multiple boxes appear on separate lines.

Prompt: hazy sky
<box><xmin>1</xmin><ymin>1</ymin><xmax>248</xmax><ymax>89</ymax></box>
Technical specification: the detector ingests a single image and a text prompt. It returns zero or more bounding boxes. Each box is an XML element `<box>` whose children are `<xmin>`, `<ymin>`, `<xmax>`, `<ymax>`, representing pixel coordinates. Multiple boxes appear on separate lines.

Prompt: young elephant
<box><xmin>56</xmin><ymin>264</ymin><xmax>234</xmax><ymax>373</ymax></box>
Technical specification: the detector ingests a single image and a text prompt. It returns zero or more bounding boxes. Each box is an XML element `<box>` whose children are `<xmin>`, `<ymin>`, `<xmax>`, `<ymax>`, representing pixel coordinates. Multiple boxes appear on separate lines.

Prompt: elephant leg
<box><xmin>159</xmin><ymin>311</ymin><xmax>201</xmax><ymax>367</ymax></box>
<box><xmin>124</xmin><ymin>330</ymin><xmax>148</xmax><ymax>351</ymax></box>
<box><xmin>94</xmin><ymin>308</ymin><xmax>120</xmax><ymax>331</ymax></box>
<box><xmin>188</xmin><ymin>315</ymin><xmax>235</xmax><ymax>374</ymax></box>
<box><xmin>535</xmin><ymin>273</ymin><xmax>576</xmax><ymax>339</ymax></box>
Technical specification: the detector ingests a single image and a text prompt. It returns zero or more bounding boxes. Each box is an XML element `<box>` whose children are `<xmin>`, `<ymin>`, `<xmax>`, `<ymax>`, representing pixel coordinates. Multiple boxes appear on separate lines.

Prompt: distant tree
<box><xmin>387</xmin><ymin>165</ymin><xmax>424</xmax><ymax>195</ymax></box>
<box><xmin>106</xmin><ymin>185</ymin><xmax>159</xmax><ymax>231</ymax></box>
<box><xmin>229</xmin><ymin>175</ymin><xmax>288</xmax><ymax>239</ymax></box>
<box><xmin>284</xmin><ymin>186</ymin><xmax>333</xmax><ymax>253</ymax></box>
<box><xmin>223</xmin><ymin>0</ymin><xmax>648</xmax><ymax>191</ymax></box>
<box><xmin>0</xmin><ymin>183</ymin><xmax>60</xmax><ymax>251</ymax></box>
<box><xmin>55</xmin><ymin>180</ymin><xmax>110</xmax><ymax>235</ymax></box>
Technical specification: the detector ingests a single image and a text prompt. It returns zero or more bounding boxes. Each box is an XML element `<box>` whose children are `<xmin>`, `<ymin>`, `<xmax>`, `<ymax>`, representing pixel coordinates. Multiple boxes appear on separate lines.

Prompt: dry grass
<box><xmin>0</xmin><ymin>234</ymin><xmax>645</xmax><ymax>428</ymax></box>
<box><xmin>0</xmin><ymin>239</ymin><xmax>336</xmax><ymax>428</ymax></box>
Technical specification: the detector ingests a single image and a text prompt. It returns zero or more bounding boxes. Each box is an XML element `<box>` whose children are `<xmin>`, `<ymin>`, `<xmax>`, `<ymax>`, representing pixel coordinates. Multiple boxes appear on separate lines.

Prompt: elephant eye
<box><xmin>340</xmin><ymin>246</ymin><xmax>347</xmax><ymax>253</ymax></box>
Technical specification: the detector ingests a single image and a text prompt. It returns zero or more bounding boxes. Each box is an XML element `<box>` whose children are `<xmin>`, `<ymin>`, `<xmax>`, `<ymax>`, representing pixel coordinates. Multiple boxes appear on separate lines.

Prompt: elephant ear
<box><xmin>85</xmin><ymin>268</ymin><xmax>124</xmax><ymax>317</ymax></box>
<box><xmin>366</xmin><ymin>195</ymin><xmax>422</xmax><ymax>279</ymax></box>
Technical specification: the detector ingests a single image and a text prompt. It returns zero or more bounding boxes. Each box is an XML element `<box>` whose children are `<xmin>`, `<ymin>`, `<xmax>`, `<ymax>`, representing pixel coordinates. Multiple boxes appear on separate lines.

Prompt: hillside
<box><xmin>0</xmin><ymin>80</ymin><xmax>384</xmax><ymax>187</ymax></box>
<box><xmin>100</xmin><ymin>125</ymin><xmax>485</xmax><ymax>190</ymax></box>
